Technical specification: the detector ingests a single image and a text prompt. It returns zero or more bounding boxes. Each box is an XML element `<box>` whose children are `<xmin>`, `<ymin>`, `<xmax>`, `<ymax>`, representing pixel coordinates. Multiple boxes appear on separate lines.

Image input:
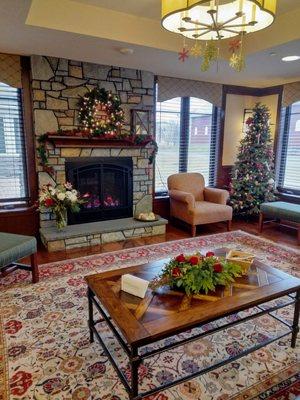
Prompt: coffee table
<box><xmin>85</xmin><ymin>248</ymin><xmax>300</xmax><ymax>400</ymax></box>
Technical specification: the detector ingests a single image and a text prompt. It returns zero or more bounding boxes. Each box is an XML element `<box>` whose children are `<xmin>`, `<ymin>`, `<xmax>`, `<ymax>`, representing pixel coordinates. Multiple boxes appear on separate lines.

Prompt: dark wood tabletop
<box><xmin>85</xmin><ymin>248</ymin><xmax>300</xmax><ymax>346</ymax></box>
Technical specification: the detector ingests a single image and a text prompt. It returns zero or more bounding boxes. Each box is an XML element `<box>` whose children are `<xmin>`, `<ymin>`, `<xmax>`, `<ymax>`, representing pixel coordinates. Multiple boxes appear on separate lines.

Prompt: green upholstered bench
<box><xmin>259</xmin><ymin>201</ymin><xmax>300</xmax><ymax>245</ymax></box>
<box><xmin>0</xmin><ymin>233</ymin><xmax>39</xmax><ymax>283</ymax></box>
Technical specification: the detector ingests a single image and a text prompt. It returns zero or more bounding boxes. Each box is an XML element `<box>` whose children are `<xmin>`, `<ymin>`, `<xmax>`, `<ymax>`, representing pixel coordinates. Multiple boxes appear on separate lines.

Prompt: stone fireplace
<box><xmin>31</xmin><ymin>55</ymin><xmax>167</xmax><ymax>251</ymax></box>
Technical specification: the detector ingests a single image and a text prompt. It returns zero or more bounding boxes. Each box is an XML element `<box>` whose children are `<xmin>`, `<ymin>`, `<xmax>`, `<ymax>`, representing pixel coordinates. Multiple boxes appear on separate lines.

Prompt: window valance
<box><xmin>282</xmin><ymin>81</ymin><xmax>300</xmax><ymax>107</ymax></box>
<box><xmin>157</xmin><ymin>75</ymin><xmax>223</xmax><ymax>108</ymax></box>
<box><xmin>0</xmin><ymin>53</ymin><xmax>22</xmax><ymax>88</ymax></box>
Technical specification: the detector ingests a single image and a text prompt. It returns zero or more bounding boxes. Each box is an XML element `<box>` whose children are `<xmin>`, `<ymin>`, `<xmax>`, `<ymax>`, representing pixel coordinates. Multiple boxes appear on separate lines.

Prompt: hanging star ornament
<box><xmin>229</xmin><ymin>38</ymin><xmax>242</xmax><ymax>54</ymax></box>
<box><xmin>229</xmin><ymin>53</ymin><xmax>245</xmax><ymax>72</ymax></box>
<box><xmin>190</xmin><ymin>42</ymin><xmax>202</xmax><ymax>58</ymax></box>
<box><xmin>178</xmin><ymin>47</ymin><xmax>189</xmax><ymax>62</ymax></box>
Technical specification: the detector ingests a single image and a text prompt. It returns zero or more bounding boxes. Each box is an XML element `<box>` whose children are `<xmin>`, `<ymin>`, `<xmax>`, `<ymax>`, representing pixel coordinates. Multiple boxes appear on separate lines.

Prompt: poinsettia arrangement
<box><xmin>38</xmin><ymin>182</ymin><xmax>89</xmax><ymax>229</ymax></box>
<box><xmin>150</xmin><ymin>251</ymin><xmax>242</xmax><ymax>295</ymax></box>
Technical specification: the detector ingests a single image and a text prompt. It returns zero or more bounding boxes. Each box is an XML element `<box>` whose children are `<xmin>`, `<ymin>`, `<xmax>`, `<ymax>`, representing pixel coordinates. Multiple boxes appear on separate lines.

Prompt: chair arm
<box><xmin>204</xmin><ymin>187</ymin><xmax>229</xmax><ymax>205</ymax></box>
<box><xmin>169</xmin><ymin>190</ymin><xmax>195</xmax><ymax>209</ymax></box>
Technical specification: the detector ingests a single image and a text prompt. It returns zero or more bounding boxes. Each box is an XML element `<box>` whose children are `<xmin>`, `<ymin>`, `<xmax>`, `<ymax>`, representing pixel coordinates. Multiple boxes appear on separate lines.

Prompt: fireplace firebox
<box><xmin>66</xmin><ymin>157</ymin><xmax>133</xmax><ymax>225</ymax></box>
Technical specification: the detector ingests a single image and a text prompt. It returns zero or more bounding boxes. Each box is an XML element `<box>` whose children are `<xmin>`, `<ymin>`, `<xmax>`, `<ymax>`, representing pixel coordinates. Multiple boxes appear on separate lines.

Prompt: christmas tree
<box><xmin>229</xmin><ymin>103</ymin><xmax>276</xmax><ymax>216</ymax></box>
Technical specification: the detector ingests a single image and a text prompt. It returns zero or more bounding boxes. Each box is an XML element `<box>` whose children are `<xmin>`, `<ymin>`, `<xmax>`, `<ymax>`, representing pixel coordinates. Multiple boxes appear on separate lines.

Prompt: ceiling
<box><xmin>74</xmin><ymin>0</ymin><xmax>300</xmax><ymax>19</ymax></box>
<box><xmin>0</xmin><ymin>0</ymin><xmax>299</xmax><ymax>87</ymax></box>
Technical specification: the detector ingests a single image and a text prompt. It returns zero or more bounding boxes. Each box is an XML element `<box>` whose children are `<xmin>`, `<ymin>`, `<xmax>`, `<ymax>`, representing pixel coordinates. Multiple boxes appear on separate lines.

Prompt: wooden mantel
<box><xmin>47</xmin><ymin>135</ymin><xmax>151</xmax><ymax>148</ymax></box>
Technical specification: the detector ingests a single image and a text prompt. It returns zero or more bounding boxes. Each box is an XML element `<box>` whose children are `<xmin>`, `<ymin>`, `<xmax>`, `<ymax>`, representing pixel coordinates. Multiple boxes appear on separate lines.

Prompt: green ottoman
<box><xmin>0</xmin><ymin>232</ymin><xmax>39</xmax><ymax>283</ymax></box>
<box><xmin>259</xmin><ymin>201</ymin><xmax>300</xmax><ymax>245</ymax></box>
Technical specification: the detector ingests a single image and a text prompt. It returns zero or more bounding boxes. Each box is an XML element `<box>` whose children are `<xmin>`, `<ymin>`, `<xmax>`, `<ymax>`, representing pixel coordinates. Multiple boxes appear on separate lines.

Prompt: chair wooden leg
<box><xmin>227</xmin><ymin>220</ymin><xmax>232</xmax><ymax>232</ymax></box>
<box><xmin>258</xmin><ymin>212</ymin><xmax>264</xmax><ymax>234</ymax></box>
<box><xmin>30</xmin><ymin>253</ymin><xmax>39</xmax><ymax>283</ymax></box>
<box><xmin>191</xmin><ymin>225</ymin><xmax>196</xmax><ymax>237</ymax></box>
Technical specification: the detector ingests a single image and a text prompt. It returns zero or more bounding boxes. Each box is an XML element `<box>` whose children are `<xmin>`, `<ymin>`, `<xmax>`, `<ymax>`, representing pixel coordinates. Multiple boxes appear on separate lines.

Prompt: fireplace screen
<box><xmin>66</xmin><ymin>157</ymin><xmax>133</xmax><ymax>224</ymax></box>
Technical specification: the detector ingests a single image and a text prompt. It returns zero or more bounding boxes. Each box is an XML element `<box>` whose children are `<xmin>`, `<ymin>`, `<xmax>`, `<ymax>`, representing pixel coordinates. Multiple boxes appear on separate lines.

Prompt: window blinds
<box><xmin>155</xmin><ymin>96</ymin><xmax>220</xmax><ymax>194</ymax></box>
<box><xmin>0</xmin><ymin>82</ymin><xmax>28</xmax><ymax>203</ymax></box>
<box><xmin>278</xmin><ymin>101</ymin><xmax>300</xmax><ymax>194</ymax></box>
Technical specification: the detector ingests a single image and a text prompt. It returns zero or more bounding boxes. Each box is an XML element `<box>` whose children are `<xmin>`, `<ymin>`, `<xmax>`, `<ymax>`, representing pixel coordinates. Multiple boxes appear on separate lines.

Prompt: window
<box><xmin>0</xmin><ymin>82</ymin><xmax>28</xmax><ymax>204</ymax></box>
<box><xmin>278</xmin><ymin>101</ymin><xmax>300</xmax><ymax>194</ymax></box>
<box><xmin>155</xmin><ymin>96</ymin><xmax>219</xmax><ymax>195</ymax></box>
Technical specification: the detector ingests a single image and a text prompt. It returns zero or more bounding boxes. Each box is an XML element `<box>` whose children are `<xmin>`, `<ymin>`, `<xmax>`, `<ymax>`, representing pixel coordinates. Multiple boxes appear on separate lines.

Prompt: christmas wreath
<box><xmin>78</xmin><ymin>87</ymin><xmax>125</xmax><ymax>135</ymax></box>
<box><xmin>150</xmin><ymin>251</ymin><xmax>242</xmax><ymax>295</ymax></box>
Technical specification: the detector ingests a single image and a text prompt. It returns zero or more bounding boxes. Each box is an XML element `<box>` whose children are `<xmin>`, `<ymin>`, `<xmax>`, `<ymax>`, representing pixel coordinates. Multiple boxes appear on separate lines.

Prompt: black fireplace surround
<box><xmin>66</xmin><ymin>157</ymin><xmax>133</xmax><ymax>225</ymax></box>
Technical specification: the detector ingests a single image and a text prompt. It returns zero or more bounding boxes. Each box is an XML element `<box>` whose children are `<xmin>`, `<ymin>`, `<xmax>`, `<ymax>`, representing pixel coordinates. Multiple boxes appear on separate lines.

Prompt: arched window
<box><xmin>0</xmin><ymin>82</ymin><xmax>28</xmax><ymax>204</ymax></box>
<box><xmin>155</xmin><ymin>96</ymin><xmax>219</xmax><ymax>195</ymax></box>
<box><xmin>278</xmin><ymin>101</ymin><xmax>300</xmax><ymax>193</ymax></box>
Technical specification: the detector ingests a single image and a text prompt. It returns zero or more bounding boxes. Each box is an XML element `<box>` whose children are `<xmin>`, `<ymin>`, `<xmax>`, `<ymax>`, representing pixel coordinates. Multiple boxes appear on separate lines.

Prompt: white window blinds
<box><xmin>278</xmin><ymin>101</ymin><xmax>300</xmax><ymax>194</ymax></box>
<box><xmin>0</xmin><ymin>82</ymin><xmax>28</xmax><ymax>204</ymax></box>
<box><xmin>155</xmin><ymin>96</ymin><xmax>219</xmax><ymax>195</ymax></box>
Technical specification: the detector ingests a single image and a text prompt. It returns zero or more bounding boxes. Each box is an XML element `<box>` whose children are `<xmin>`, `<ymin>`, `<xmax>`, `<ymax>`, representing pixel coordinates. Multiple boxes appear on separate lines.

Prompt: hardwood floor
<box><xmin>36</xmin><ymin>219</ymin><xmax>299</xmax><ymax>264</ymax></box>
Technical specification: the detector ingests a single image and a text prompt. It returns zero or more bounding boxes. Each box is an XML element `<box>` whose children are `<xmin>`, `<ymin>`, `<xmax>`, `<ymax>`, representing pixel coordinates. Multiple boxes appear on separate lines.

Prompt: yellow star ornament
<box><xmin>190</xmin><ymin>42</ymin><xmax>202</xmax><ymax>58</ymax></box>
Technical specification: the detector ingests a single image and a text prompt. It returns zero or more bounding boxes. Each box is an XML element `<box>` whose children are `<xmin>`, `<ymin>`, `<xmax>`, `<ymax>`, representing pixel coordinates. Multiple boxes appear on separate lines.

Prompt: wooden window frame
<box><xmin>154</xmin><ymin>96</ymin><xmax>220</xmax><ymax>196</ymax></box>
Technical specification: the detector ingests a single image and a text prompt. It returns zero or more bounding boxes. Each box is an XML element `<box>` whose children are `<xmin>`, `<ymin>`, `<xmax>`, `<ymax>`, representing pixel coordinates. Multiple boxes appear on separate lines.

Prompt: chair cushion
<box><xmin>0</xmin><ymin>232</ymin><xmax>37</xmax><ymax>268</ymax></box>
<box><xmin>260</xmin><ymin>201</ymin><xmax>300</xmax><ymax>223</ymax></box>
<box><xmin>168</xmin><ymin>173</ymin><xmax>205</xmax><ymax>201</ymax></box>
<box><xmin>191</xmin><ymin>201</ymin><xmax>232</xmax><ymax>225</ymax></box>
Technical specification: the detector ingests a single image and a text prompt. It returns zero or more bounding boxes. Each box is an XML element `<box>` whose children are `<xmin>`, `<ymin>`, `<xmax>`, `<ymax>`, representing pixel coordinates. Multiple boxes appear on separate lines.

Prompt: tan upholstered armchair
<box><xmin>167</xmin><ymin>173</ymin><xmax>232</xmax><ymax>236</ymax></box>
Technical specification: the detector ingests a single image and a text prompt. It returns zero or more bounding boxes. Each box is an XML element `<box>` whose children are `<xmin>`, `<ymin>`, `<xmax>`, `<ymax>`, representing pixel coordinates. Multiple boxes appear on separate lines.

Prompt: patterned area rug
<box><xmin>0</xmin><ymin>230</ymin><xmax>299</xmax><ymax>400</ymax></box>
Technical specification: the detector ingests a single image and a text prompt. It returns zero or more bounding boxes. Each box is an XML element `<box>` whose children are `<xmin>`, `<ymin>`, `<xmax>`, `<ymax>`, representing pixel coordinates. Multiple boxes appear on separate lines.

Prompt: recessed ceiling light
<box><xmin>119</xmin><ymin>48</ymin><xmax>134</xmax><ymax>55</ymax></box>
<box><xmin>282</xmin><ymin>55</ymin><xmax>300</xmax><ymax>62</ymax></box>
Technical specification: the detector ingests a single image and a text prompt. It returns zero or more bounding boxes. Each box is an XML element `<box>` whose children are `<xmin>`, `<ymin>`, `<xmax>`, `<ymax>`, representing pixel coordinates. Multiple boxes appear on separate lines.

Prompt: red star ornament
<box><xmin>229</xmin><ymin>38</ymin><xmax>241</xmax><ymax>54</ymax></box>
<box><xmin>178</xmin><ymin>47</ymin><xmax>189</xmax><ymax>62</ymax></box>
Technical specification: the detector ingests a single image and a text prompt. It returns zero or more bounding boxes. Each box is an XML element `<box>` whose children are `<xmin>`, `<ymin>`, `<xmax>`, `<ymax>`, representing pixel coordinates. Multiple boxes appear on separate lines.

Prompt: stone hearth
<box><xmin>40</xmin><ymin>217</ymin><xmax>168</xmax><ymax>252</ymax></box>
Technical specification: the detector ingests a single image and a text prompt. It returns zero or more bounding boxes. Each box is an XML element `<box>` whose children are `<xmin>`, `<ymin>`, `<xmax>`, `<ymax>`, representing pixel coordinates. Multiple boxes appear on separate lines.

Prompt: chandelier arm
<box><xmin>218</xmin><ymin>14</ymin><xmax>243</xmax><ymax>29</ymax></box>
<box><xmin>186</xmin><ymin>20</ymin><xmax>212</xmax><ymax>29</ymax></box>
<box><xmin>193</xmin><ymin>29</ymin><xmax>211</xmax><ymax>38</ymax></box>
<box><xmin>179</xmin><ymin>27</ymin><xmax>211</xmax><ymax>32</ymax></box>
<box><xmin>221</xmin><ymin>28</ymin><xmax>243</xmax><ymax>34</ymax></box>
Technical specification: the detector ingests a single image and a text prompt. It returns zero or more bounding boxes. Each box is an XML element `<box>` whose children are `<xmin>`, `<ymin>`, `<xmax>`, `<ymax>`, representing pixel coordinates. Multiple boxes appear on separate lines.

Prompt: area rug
<box><xmin>0</xmin><ymin>230</ymin><xmax>299</xmax><ymax>400</ymax></box>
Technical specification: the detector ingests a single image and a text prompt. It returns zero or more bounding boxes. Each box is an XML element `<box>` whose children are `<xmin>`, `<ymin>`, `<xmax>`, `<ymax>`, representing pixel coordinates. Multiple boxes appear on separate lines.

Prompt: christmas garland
<box><xmin>37</xmin><ymin>87</ymin><xmax>158</xmax><ymax>175</ymax></box>
<box><xmin>78</xmin><ymin>87</ymin><xmax>125</xmax><ymax>135</ymax></box>
<box><xmin>37</xmin><ymin>131</ymin><xmax>158</xmax><ymax>176</ymax></box>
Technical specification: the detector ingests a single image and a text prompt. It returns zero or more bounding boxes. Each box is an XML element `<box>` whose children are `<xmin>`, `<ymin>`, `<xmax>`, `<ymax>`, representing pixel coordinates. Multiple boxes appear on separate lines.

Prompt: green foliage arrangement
<box><xmin>151</xmin><ymin>251</ymin><xmax>242</xmax><ymax>295</ymax></box>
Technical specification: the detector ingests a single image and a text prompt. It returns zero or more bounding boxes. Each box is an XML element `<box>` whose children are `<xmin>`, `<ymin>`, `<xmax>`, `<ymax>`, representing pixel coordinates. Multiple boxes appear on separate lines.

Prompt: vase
<box><xmin>54</xmin><ymin>208</ymin><xmax>67</xmax><ymax>231</ymax></box>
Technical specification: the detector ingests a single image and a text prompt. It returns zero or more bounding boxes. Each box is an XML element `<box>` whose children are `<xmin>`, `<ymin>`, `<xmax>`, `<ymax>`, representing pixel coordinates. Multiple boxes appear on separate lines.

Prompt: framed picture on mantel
<box><xmin>131</xmin><ymin>109</ymin><xmax>150</xmax><ymax>136</ymax></box>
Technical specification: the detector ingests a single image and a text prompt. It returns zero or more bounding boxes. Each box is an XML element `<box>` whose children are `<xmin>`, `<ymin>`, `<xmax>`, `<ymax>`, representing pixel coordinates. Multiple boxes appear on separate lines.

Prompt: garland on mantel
<box><xmin>37</xmin><ymin>87</ymin><xmax>158</xmax><ymax>175</ymax></box>
<box><xmin>37</xmin><ymin>130</ymin><xmax>158</xmax><ymax>176</ymax></box>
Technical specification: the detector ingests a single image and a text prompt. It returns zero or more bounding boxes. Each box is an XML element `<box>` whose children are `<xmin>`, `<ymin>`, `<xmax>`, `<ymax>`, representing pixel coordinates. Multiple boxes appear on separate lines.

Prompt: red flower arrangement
<box><xmin>151</xmin><ymin>251</ymin><xmax>242</xmax><ymax>295</ymax></box>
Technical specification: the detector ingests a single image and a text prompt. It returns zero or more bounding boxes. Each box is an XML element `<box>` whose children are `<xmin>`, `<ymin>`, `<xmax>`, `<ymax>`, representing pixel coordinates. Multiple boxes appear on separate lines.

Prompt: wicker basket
<box><xmin>226</xmin><ymin>250</ymin><xmax>255</xmax><ymax>275</ymax></box>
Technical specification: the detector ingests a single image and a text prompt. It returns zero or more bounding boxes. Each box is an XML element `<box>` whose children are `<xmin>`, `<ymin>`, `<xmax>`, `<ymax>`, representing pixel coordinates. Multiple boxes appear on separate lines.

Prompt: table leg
<box><xmin>291</xmin><ymin>289</ymin><xmax>300</xmax><ymax>348</ymax></box>
<box><xmin>129</xmin><ymin>346</ymin><xmax>139</xmax><ymax>399</ymax></box>
<box><xmin>88</xmin><ymin>287</ymin><xmax>94</xmax><ymax>343</ymax></box>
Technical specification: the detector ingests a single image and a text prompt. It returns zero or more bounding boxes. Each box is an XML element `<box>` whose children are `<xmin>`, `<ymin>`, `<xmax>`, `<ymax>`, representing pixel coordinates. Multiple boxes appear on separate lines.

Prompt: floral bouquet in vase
<box><xmin>38</xmin><ymin>183</ymin><xmax>89</xmax><ymax>230</ymax></box>
<box><xmin>150</xmin><ymin>251</ymin><xmax>242</xmax><ymax>295</ymax></box>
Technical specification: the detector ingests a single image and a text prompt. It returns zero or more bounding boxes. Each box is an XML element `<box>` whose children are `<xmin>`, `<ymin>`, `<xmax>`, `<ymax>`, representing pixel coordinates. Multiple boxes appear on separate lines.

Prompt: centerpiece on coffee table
<box><xmin>150</xmin><ymin>251</ymin><xmax>243</xmax><ymax>295</ymax></box>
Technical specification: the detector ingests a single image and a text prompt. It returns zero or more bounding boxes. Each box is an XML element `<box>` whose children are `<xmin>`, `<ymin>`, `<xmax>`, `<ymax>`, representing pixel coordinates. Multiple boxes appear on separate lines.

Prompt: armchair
<box><xmin>168</xmin><ymin>173</ymin><xmax>232</xmax><ymax>236</ymax></box>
